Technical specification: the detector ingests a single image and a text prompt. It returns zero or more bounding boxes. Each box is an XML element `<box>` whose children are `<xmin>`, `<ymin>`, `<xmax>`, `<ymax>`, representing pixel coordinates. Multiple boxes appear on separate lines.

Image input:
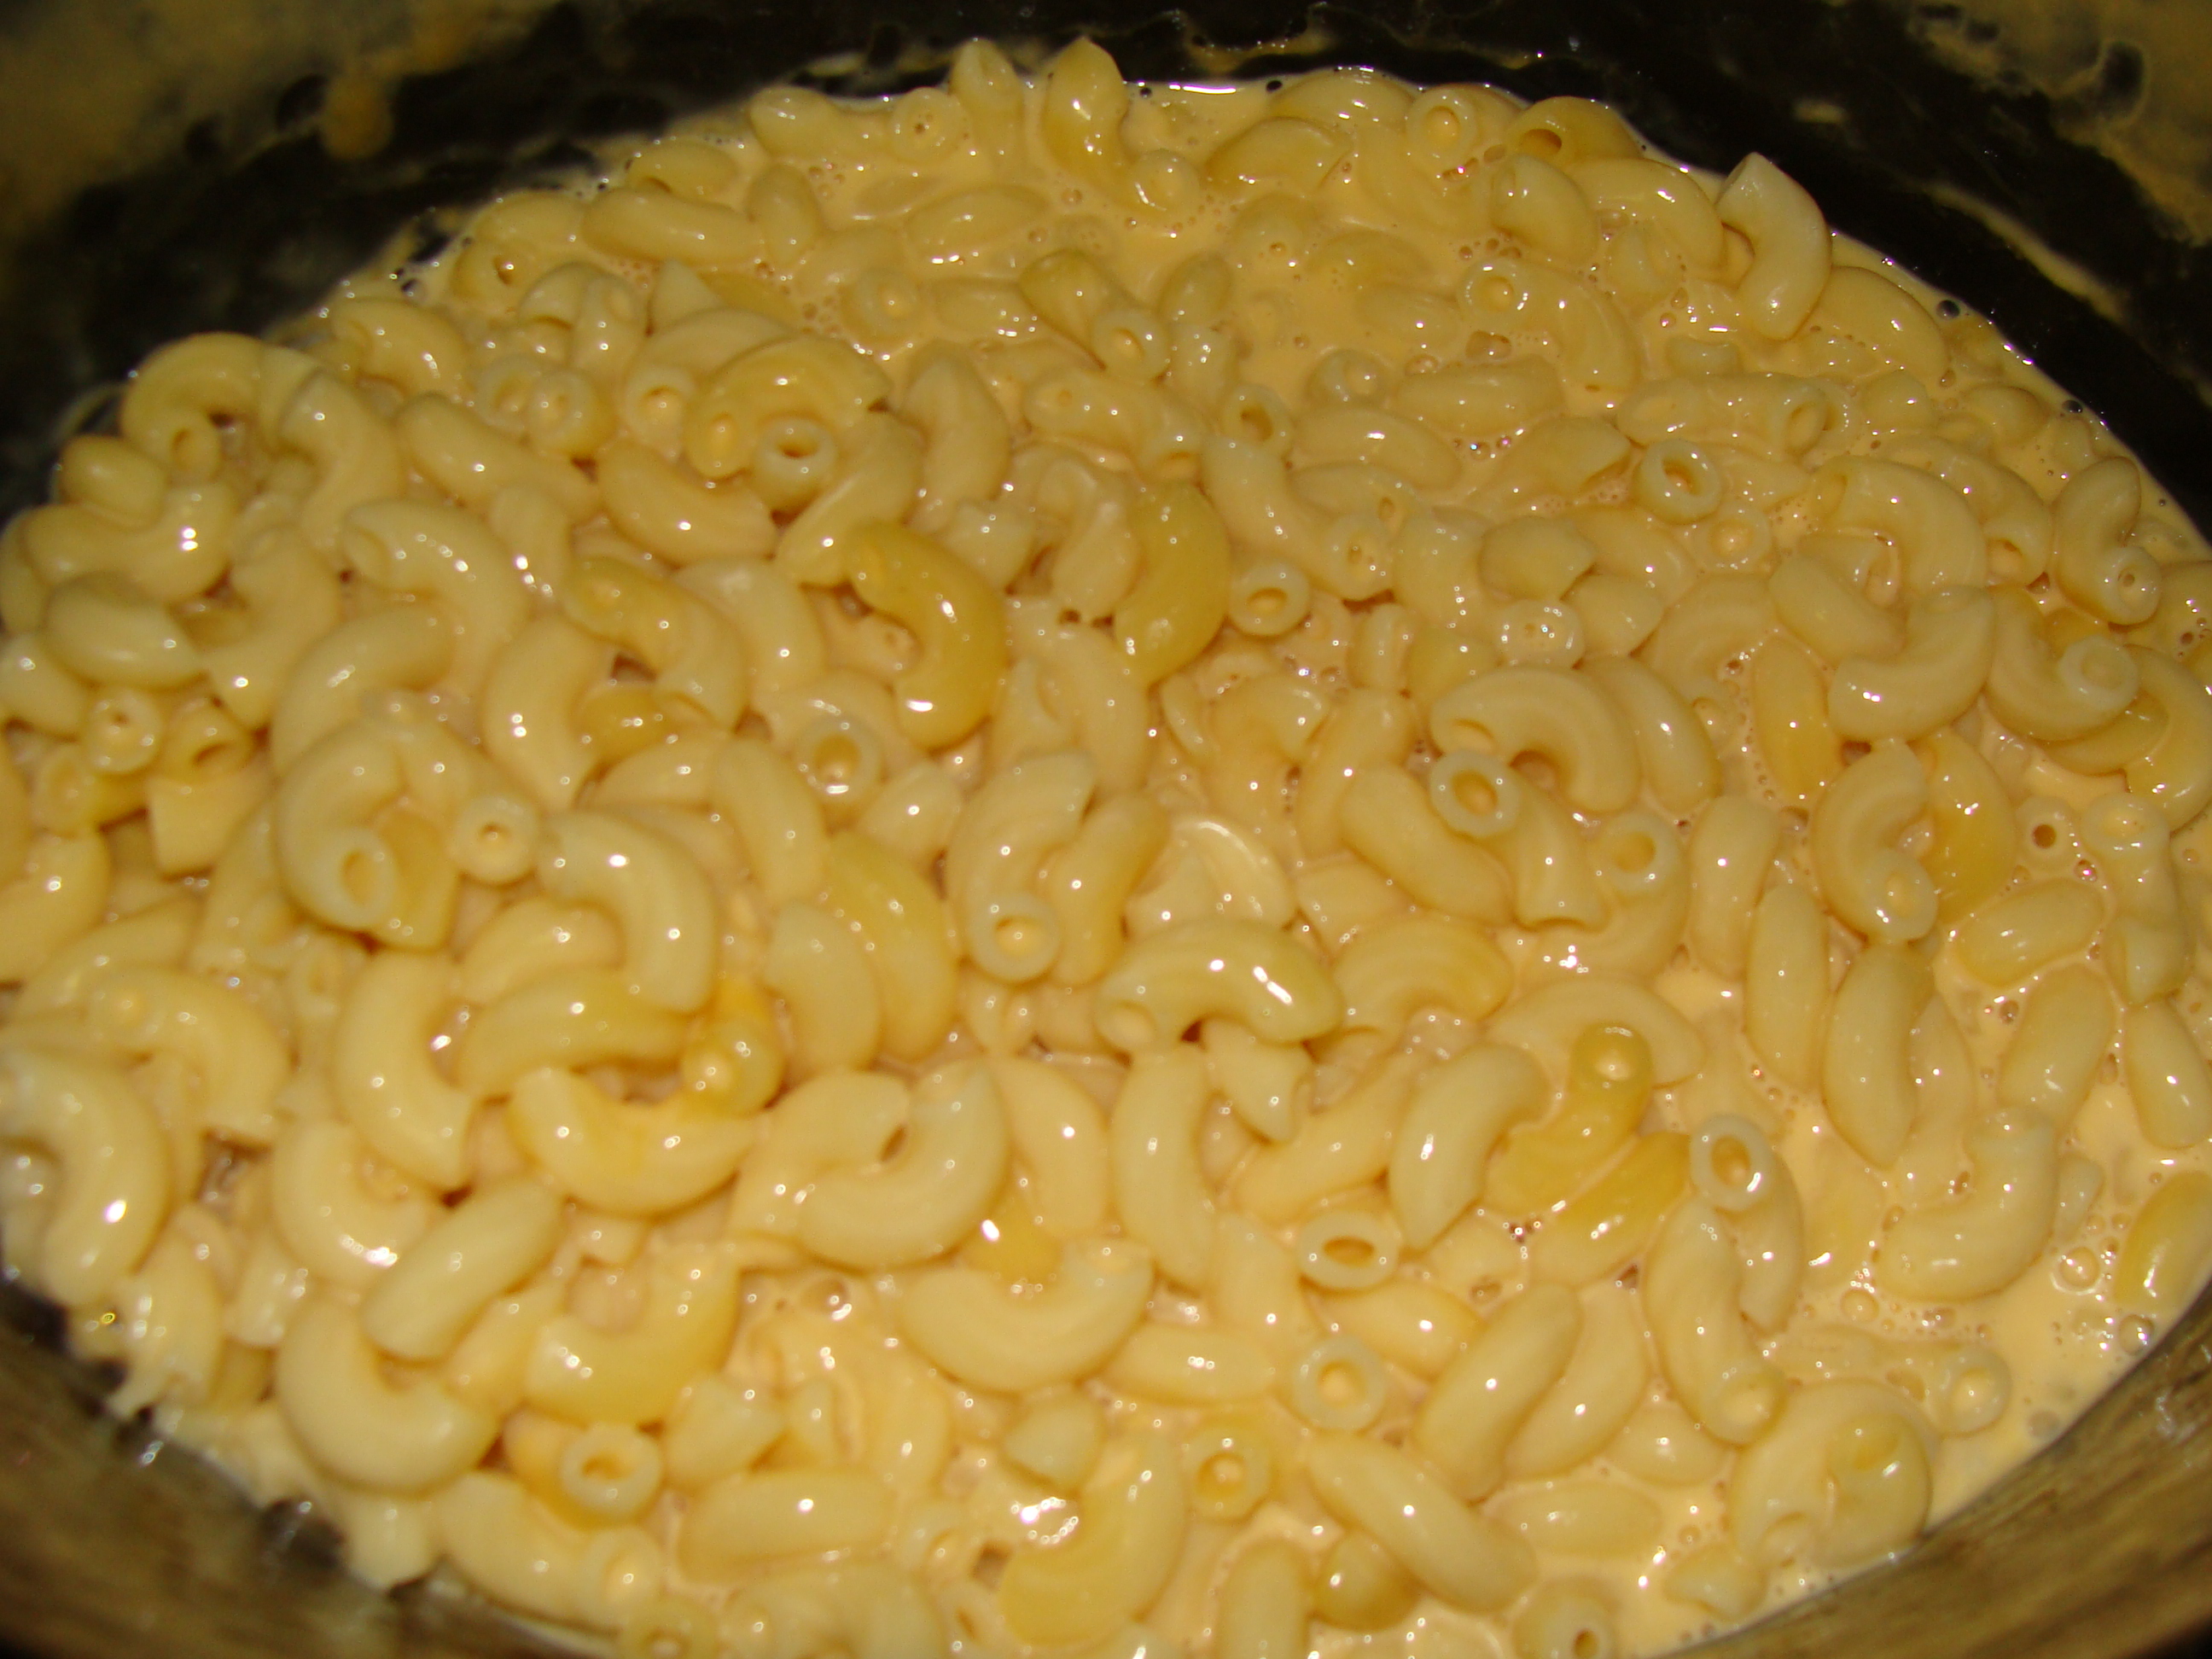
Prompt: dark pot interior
<box><xmin>3</xmin><ymin>2</ymin><xmax>2212</xmax><ymax>1656</ymax></box>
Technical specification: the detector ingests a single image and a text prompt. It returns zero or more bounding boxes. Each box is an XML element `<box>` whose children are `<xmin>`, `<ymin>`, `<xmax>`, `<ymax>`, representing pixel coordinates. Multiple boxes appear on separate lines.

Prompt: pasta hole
<box><xmin>1516</xmin><ymin>128</ymin><xmax>1564</xmax><ymax>160</ymax></box>
<box><xmin>1199</xmin><ymin>1450</ymin><xmax>1250</xmax><ymax>1499</ymax></box>
<box><xmin>1514</xmin><ymin>754</ymin><xmax>1560</xmax><ymax>793</ymax></box>
<box><xmin>993</xmin><ymin>911</ymin><xmax>1047</xmax><ymax>961</ymax></box>
<box><xmin>580</xmin><ymin>1447</ymin><xmax>632</xmax><ymax>1483</ymax></box>
<box><xmin>1318</xmin><ymin>1358</ymin><xmax>1365</xmax><ymax>1406</ymax></box>
<box><xmin>1832</xmin><ymin>1415</ymin><xmax>1911</xmax><ymax>1478</ymax></box>
<box><xmin>1574</xmin><ymin>1632</ymin><xmax>1603</xmax><ymax>1659</ymax></box>
<box><xmin>1710</xmin><ymin>1137</ymin><xmax>1754</xmax><ymax>1192</ymax></box>
<box><xmin>973</xmin><ymin>1543</ymin><xmax>1010</xmax><ymax>1588</ymax></box>
<box><xmin>1765</xmin><ymin>1513</ymin><xmax>1816</xmax><ymax>1563</ymax></box>
<box><xmin>340</xmin><ymin>847</ymin><xmax>383</xmax><ymax>908</ymax></box>
<box><xmin>2031</xmin><ymin>822</ymin><xmax>2058</xmax><ymax>848</ymax></box>
<box><xmin>1587</xmin><ymin>1029</ymin><xmax>1642</xmax><ymax>1085</ymax></box>
<box><xmin>1448</xmin><ymin>765</ymin><xmax>1499</xmax><ymax>816</ymax></box>
<box><xmin>1475</xmin><ymin>274</ymin><xmax>1518</xmax><ymax>314</ymax></box>
<box><xmin>1417</xmin><ymin>108</ymin><xmax>1463</xmax><ymax>150</ymax></box>
<box><xmin>812</xmin><ymin>732</ymin><xmax>860</xmax><ymax>784</ymax></box>
<box><xmin>1323</xmin><ymin>1235</ymin><xmax>1377</xmax><ymax>1272</ymax></box>
<box><xmin>1787</xmin><ymin>394</ymin><xmax>1838</xmax><ymax>454</ymax></box>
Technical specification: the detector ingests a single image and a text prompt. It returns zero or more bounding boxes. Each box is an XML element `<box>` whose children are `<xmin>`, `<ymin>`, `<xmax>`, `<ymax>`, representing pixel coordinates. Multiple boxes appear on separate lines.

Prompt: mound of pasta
<box><xmin>3</xmin><ymin>36</ymin><xmax>2210</xmax><ymax>1659</ymax></box>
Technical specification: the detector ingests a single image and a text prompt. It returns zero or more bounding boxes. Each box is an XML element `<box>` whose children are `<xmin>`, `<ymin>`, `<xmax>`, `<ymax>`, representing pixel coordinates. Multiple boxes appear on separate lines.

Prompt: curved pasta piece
<box><xmin>0</xmin><ymin>835</ymin><xmax>109</xmax><ymax>985</ymax></box>
<box><xmin>826</xmin><ymin>829</ymin><xmax>958</xmax><ymax>1060</ymax></box>
<box><xmin>1460</xmin><ymin>257</ymin><xmax>1638</xmax><ymax>393</ymax></box>
<box><xmin>1827</xmin><ymin>588</ymin><xmax>1994</xmax><ymax>742</ymax></box>
<box><xmin>998</xmin><ymin>1431</ymin><xmax>1188</xmax><ymax>1648</ymax></box>
<box><xmin>1413</xmin><ymin>1283</ymin><xmax>1581</xmax><ymax>1498</ymax></box>
<box><xmin>1822</xmin><ymin>944</ymin><xmax>1933</xmax><ymax>1168</ymax></box>
<box><xmin>457</xmin><ymin>969</ymin><xmax>687</xmax><ymax>1100</ymax></box>
<box><xmin>1487</xmin><ymin>975</ymin><xmax>1703</xmax><ymax>1084</ymax></box>
<box><xmin>1303</xmin><ymin>1433</ymin><xmax>1536</xmax><ymax>1612</ymax></box>
<box><xmin>267</xmin><ymin>1117</ymin><xmax>435</xmax><ymax>1290</ymax></box>
<box><xmin>537</xmin><ymin>810</ymin><xmax>718</xmax><ymax>1014</ymax></box>
<box><xmin>1643</xmin><ymin>1198</ymin><xmax>1786</xmax><ymax>1444</ymax></box>
<box><xmin>902</xmin><ymin>353</ymin><xmax>1013</xmax><ymax>535</ymax></box>
<box><xmin>1095</xmin><ymin>918</ymin><xmax>1342</xmax><ymax>1050</ymax></box>
<box><xmin>1811</xmin><ymin>741</ymin><xmax>1936</xmax><ymax>945</ymax></box>
<box><xmin>558</xmin><ymin>553</ymin><xmax>749</xmax><ymax>727</ymax></box>
<box><xmin>1983</xmin><ymin>585</ymin><xmax>2137</xmax><ymax>742</ymax></box>
<box><xmin>1339</xmin><ymin>765</ymin><xmax>1512</xmax><ymax>923</ymax></box>
<box><xmin>1918</xmin><ymin>728</ymin><xmax>2019</xmax><ymax>923</ymax></box>
<box><xmin>1429</xmin><ymin>667</ymin><xmax>1640</xmax><ymax>813</ymax></box>
<box><xmin>680</xmin><ymin>1468</ymin><xmax>894</xmax><ymax>1580</ymax></box>
<box><xmin>1714</xmin><ymin>154</ymin><xmax>1829</xmax><ymax>340</ymax></box>
<box><xmin>1527</xmin><ymin>1132</ymin><xmax>1689</xmax><ymax>1285</ymax></box>
<box><xmin>846</xmin><ymin>521</ymin><xmax>1008</xmax><ymax>750</ymax></box>
<box><xmin>1237</xmin><ymin>1053</ymin><xmax>1424</xmax><ymax>1225</ymax></box>
<box><xmin>0</xmin><ymin>1045</ymin><xmax>170</xmax><ymax>1307</ymax></box>
<box><xmin>276</xmin><ymin>1294</ymin><xmax>499</xmax><ymax>1493</ymax></box>
<box><xmin>2127</xmin><ymin>651</ymin><xmax>2212</xmax><ymax>829</ymax></box>
<box><xmin>268</xmin><ymin>606</ymin><xmax>453</xmax><ymax>773</ymax></box>
<box><xmin>509</xmin><ymin>1068</ymin><xmax>759</xmax><ymax>1217</ymax></box>
<box><xmin>1811</xmin><ymin>267</ymin><xmax>1948</xmax><ymax>384</ymax></box>
<box><xmin>358</xmin><ymin>1179</ymin><xmax>562</xmax><ymax>1362</ymax></box>
<box><xmin>1111</xmin><ymin>483</ymin><xmax>1234</xmax><ymax>688</ymax></box>
<box><xmin>719</xmin><ymin>1563</ymin><xmax>942</xmax><ymax>1659</ymax></box>
<box><xmin>1484</xmin><ymin>1024</ymin><xmax>1652</xmax><ymax>1215</ymax></box>
<box><xmin>796</xmin><ymin>1064</ymin><xmax>1009</xmax><ymax>1269</ymax></box>
<box><xmin>2053</xmin><ymin>457</ymin><xmax>2161</xmax><ymax>626</ymax></box>
<box><xmin>341</xmin><ymin>499</ymin><xmax>529</xmax><ymax>695</ymax></box>
<box><xmin>1878</xmin><ymin>1109</ymin><xmax>2058</xmax><ymax>1301</ymax></box>
<box><xmin>84</xmin><ymin>966</ymin><xmax>288</xmax><ymax>1147</ymax></box>
<box><xmin>1729</xmin><ymin>1381</ymin><xmax>1936</xmax><ymax>1569</ymax></box>
<box><xmin>523</xmin><ymin>1243</ymin><xmax>742</xmax><ymax>1425</ymax></box>
<box><xmin>117</xmin><ymin>332</ymin><xmax>290</xmax><ymax>479</ymax></box>
<box><xmin>331</xmin><ymin>952</ymin><xmax>474</xmax><ymax>1191</ymax></box>
<box><xmin>684</xmin><ymin>333</ymin><xmax>890</xmax><ymax>480</ymax></box>
<box><xmin>893</xmin><ymin>1237</ymin><xmax>1154</xmax><ymax>1392</ymax></box>
<box><xmin>1805</xmin><ymin>457</ymin><xmax>1983</xmax><ymax>595</ymax></box>
<box><xmin>1584</xmin><ymin>655</ymin><xmax>1720</xmax><ymax>814</ymax></box>
<box><xmin>1388</xmin><ymin>1044</ymin><xmax>1545</xmax><ymax>1249</ymax></box>
<box><xmin>1334</xmin><ymin>915</ymin><xmax>1511</xmax><ymax>1039</ymax></box>
<box><xmin>480</xmin><ymin>615</ymin><xmax>611</xmax><ymax>812</ymax></box>
<box><xmin>777</xmin><ymin>415</ymin><xmax>923</xmax><ymax>585</ymax></box>
<box><xmin>1505</xmin><ymin>1283</ymin><xmax>1650</xmax><ymax>1479</ymax></box>
<box><xmin>1109</xmin><ymin>1048</ymin><xmax>1215</xmax><ymax>1289</ymax></box>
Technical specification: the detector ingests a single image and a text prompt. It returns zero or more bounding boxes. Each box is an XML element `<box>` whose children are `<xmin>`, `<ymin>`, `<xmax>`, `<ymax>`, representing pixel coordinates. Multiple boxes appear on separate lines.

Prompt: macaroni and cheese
<box><xmin>3</xmin><ymin>38</ymin><xmax>2211</xmax><ymax>1659</ymax></box>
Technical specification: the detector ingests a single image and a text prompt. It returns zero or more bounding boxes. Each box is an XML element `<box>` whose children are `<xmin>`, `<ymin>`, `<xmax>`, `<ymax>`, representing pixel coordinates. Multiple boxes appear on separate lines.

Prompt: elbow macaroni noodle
<box><xmin>5</xmin><ymin>38</ymin><xmax>2212</xmax><ymax>1659</ymax></box>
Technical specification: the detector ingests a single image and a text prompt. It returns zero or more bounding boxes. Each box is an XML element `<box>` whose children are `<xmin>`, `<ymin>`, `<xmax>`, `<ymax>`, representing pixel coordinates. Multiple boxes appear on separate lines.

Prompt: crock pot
<box><xmin>2</xmin><ymin>3</ymin><xmax>2209</xmax><ymax>1656</ymax></box>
